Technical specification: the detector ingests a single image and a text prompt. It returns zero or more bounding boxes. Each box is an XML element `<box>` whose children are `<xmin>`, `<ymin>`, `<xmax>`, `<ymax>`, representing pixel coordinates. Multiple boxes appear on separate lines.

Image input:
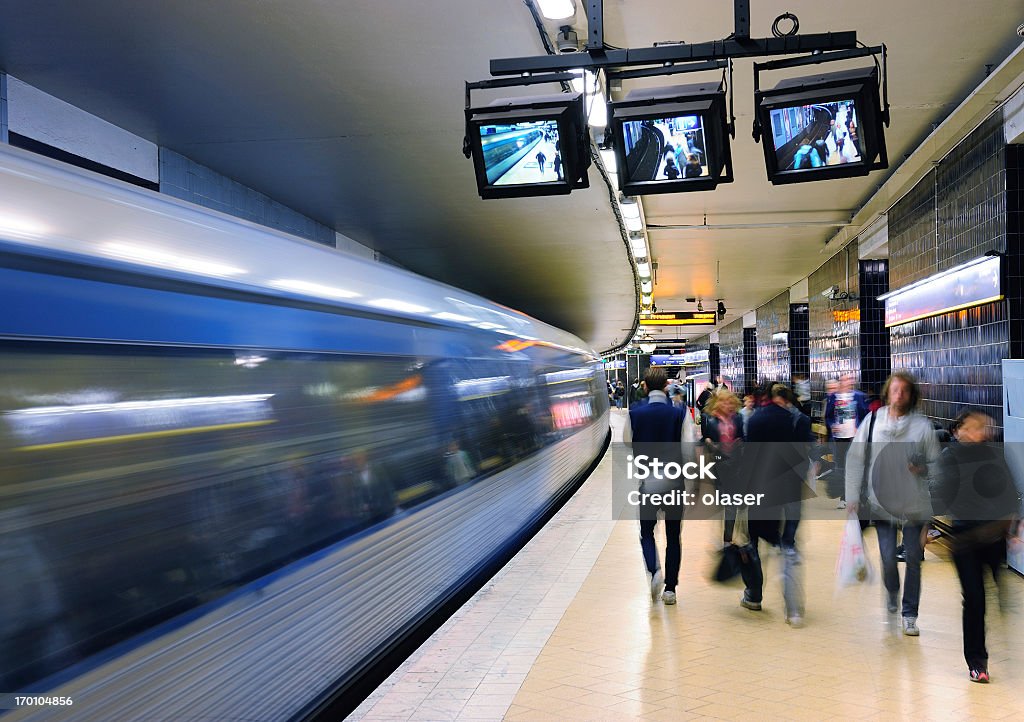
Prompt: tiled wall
<box><xmin>887</xmin><ymin>114</ymin><xmax>1011</xmax><ymax>430</ymax></box>
<box><xmin>937</xmin><ymin>114</ymin><xmax>1008</xmax><ymax>269</ymax></box>
<box><xmin>808</xmin><ymin>242</ymin><xmax>860</xmax><ymax>420</ymax></box>
<box><xmin>888</xmin><ymin>169</ymin><xmax>937</xmax><ymax>289</ymax></box>
<box><xmin>789</xmin><ymin>303</ymin><xmax>810</xmax><ymax>381</ymax></box>
<box><xmin>0</xmin><ymin>73</ymin><xmax>8</xmax><ymax>144</ymax></box>
<box><xmin>858</xmin><ymin>260</ymin><xmax>891</xmax><ymax>396</ymax></box>
<box><xmin>743</xmin><ymin>327</ymin><xmax>758</xmax><ymax>393</ymax></box>
<box><xmin>686</xmin><ymin>336</ymin><xmax>712</xmax><ymax>380</ymax></box>
<box><xmin>755</xmin><ymin>290</ymin><xmax>791</xmax><ymax>384</ymax></box>
<box><xmin>710</xmin><ymin>343</ymin><xmax>720</xmax><ymax>382</ymax></box>
<box><xmin>717</xmin><ymin>320</ymin><xmax>745</xmax><ymax>393</ymax></box>
<box><xmin>890</xmin><ymin>304</ymin><xmax>1008</xmax><ymax>428</ymax></box>
<box><xmin>160</xmin><ymin>148</ymin><xmax>336</xmax><ymax>247</ymax></box>
<box><xmin>1004</xmin><ymin>144</ymin><xmax>1024</xmax><ymax>360</ymax></box>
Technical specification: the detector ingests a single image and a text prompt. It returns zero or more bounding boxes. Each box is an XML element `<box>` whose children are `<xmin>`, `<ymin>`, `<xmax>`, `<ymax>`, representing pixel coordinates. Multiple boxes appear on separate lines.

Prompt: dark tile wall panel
<box><xmin>743</xmin><ymin>327</ymin><xmax>758</xmax><ymax>393</ymax></box>
<box><xmin>710</xmin><ymin>343</ymin><xmax>720</xmax><ymax>382</ymax></box>
<box><xmin>889</xmin><ymin>169</ymin><xmax>937</xmax><ymax>289</ymax></box>
<box><xmin>859</xmin><ymin>260</ymin><xmax>891</xmax><ymax>397</ymax></box>
<box><xmin>789</xmin><ymin>303</ymin><xmax>810</xmax><ymax>380</ymax></box>
<box><xmin>1006</xmin><ymin>144</ymin><xmax>1024</xmax><ymax>360</ymax></box>
<box><xmin>808</xmin><ymin>242</ymin><xmax>860</xmax><ymax>421</ymax></box>
<box><xmin>0</xmin><ymin>73</ymin><xmax>8</xmax><ymax>144</ymax></box>
<box><xmin>160</xmin><ymin>148</ymin><xmax>336</xmax><ymax>247</ymax></box>
<box><xmin>717</xmin><ymin>320</ymin><xmax>745</xmax><ymax>393</ymax></box>
<box><xmin>755</xmin><ymin>290</ymin><xmax>791</xmax><ymax>384</ymax></box>
<box><xmin>889</xmin><ymin>303</ymin><xmax>1008</xmax><ymax>429</ymax></box>
<box><xmin>936</xmin><ymin>113</ymin><xmax>1007</xmax><ymax>268</ymax></box>
<box><xmin>888</xmin><ymin>114</ymin><xmax>1011</xmax><ymax>431</ymax></box>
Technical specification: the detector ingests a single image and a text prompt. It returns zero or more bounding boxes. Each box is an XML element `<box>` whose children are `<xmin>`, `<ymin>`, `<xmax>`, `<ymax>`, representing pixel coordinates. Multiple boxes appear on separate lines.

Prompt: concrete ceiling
<box><xmin>0</xmin><ymin>1</ymin><xmax>1020</xmax><ymax>352</ymax></box>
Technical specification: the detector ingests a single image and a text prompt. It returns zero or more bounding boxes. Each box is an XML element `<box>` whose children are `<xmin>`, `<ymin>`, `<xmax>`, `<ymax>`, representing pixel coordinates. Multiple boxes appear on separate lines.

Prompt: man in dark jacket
<box><xmin>934</xmin><ymin>409</ymin><xmax>1023</xmax><ymax>682</ymax></box>
<box><xmin>739</xmin><ymin>383</ymin><xmax>814</xmax><ymax>627</ymax></box>
<box><xmin>623</xmin><ymin>367</ymin><xmax>686</xmax><ymax>605</ymax></box>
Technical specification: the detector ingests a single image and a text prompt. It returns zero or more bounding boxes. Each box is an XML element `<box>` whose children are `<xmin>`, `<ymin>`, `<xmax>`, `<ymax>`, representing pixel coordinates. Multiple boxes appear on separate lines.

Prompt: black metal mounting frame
<box><xmin>752</xmin><ymin>44</ymin><xmax>889</xmax><ymax>124</ymax></box>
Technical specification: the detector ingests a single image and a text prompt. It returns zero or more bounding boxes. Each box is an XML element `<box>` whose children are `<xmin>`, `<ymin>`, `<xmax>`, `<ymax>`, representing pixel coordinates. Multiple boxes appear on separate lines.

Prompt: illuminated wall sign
<box><xmin>649</xmin><ymin>354</ymin><xmax>686</xmax><ymax>366</ymax></box>
<box><xmin>680</xmin><ymin>349</ymin><xmax>710</xmax><ymax>364</ymax></box>
<box><xmin>639</xmin><ymin>311</ymin><xmax>718</xmax><ymax>326</ymax></box>
<box><xmin>831</xmin><ymin>308</ymin><xmax>860</xmax><ymax>323</ymax></box>
<box><xmin>880</xmin><ymin>255</ymin><xmax>1002</xmax><ymax>327</ymax></box>
<box><xmin>603</xmin><ymin>359</ymin><xmax>626</xmax><ymax>369</ymax></box>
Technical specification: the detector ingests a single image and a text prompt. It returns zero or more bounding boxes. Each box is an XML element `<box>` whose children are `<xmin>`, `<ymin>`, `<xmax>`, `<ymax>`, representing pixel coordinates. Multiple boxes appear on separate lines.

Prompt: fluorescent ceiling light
<box><xmin>268</xmin><ymin>278</ymin><xmax>360</xmax><ymax>299</ymax></box>
<box><xmin>101</xmin><ymin>242</ymin><xmax>246</xmax><ymax>277</ymax></box>
<box><xmin>367</xmin><ymin>298</ymin><xmax>430</xmax><ymax>314</ymax></box>
<box><xmin>641</xmin><ymin>294</ymin><xmax>652</xmax><ymax>304</ymax></box>
<box><xmin>588</xmin><ymin>90</ymin><xmax>608</xmax><ymax>128</ymax></box>
<box><xmin>571</xmin><ymin>69</ymin><xmax>596</xmax><ymax>94</ymax></box>
<box><xmin>433</xmin><ymin>312</ymin><xmax>474</xmax><ymax>323</ymax></box>
<box><xmin>619</xmin><ymin>199</ymin><xmax>640</xmax><ymax>220</ymax></box>
<box><xmin>630</xmin><ymin>237</ymin><xmax>647</xmax><ymax>258</ymax></box>
<box><xmin>641</xmin><ymin>281</ymin><xmax>653</xmax><ymax>293</ymax></box>
<box><xmin>637</xmin><ymin>262</ymin><xmax>651</xmax><ymax>277</ymax></box>
<box><xmin>600</xmin><ymin>148</ymin><xmax>617</xmax><ymax>174</ymax></box>
<box><xmin>625</xmin><ymin>215</ymin><xmax>643</xmax><ymax>232</ymax></box>
<box><xmin>536</xmin><ymin>0</ymin><xmax>576</xmax><ymax>20</ymax></box>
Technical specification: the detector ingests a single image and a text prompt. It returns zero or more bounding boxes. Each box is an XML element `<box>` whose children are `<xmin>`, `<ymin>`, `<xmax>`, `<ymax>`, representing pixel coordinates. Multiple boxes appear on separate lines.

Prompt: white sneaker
<box><xmin>903</xmin><ymin>617</ymin><xmax>920</xmax><ymax>636</ymax></box>
<box><xmin>662</xmin><ymin>590</ymin><xmax>677</xmax><ymax>605</ymax></box>
<box><xmin>786</xmin><ymin>614</ymin><xmax>804</xmax><ymax>628</ymax></box>
<box><xmin>650</xmin><ymin>568</ymin><xmax>664</xmax><ymax>602</ymax></box>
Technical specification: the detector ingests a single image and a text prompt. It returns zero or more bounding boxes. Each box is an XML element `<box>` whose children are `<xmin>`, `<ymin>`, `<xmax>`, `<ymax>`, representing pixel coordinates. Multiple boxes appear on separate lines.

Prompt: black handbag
<box><xmin>711</xmin><ymin>543</ymin><xmax>755</xmax><ymax>583</ymax></box>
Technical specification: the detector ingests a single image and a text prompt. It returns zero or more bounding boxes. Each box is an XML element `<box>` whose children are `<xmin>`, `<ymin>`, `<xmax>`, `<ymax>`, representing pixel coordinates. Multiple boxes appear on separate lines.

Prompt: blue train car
<box><xmin>0</xmin><ymin>144</ymin><xmax>608</xmax><ymax>719</ymax></box>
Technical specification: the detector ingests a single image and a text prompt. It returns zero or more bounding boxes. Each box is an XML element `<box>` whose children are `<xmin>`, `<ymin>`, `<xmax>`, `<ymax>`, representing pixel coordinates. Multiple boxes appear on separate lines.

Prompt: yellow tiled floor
<box><xmin>352</xmin><ymin>412</ymin><xmax>1024</xmax><ymax>721</ymax></box>
<box><xmin>505</xmin><ymin>422</ymin><xmax>1024</xmax><ymax>720</ymax></box>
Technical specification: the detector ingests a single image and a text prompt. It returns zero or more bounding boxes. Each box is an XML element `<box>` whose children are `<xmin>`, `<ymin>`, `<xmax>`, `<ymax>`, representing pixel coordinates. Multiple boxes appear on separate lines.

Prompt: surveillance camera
<box><xmin>556</xmin><ymin>26</ymin><xmax>580</xmax><ymax>53</ymax></box>
<box><xmin>821</xmin><ymin>285</ymin><xmax>839</xmax><ymax>298</ymax></box>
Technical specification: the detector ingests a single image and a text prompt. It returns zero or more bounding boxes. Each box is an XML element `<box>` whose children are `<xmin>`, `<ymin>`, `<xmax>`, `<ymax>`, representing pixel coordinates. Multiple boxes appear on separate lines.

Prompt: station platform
<box><xmin>348</xmin><ymin>412</ymin><xmax>1024</xmax><ymax>721</ymax></box>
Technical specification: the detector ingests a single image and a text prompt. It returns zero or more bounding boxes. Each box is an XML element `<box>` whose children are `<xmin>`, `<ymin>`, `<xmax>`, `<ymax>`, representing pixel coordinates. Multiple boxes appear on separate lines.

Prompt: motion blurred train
<box><xmin>0</xmin><ymin>143</ymin><xmax>608</xmax><ymax>719</ymax></box>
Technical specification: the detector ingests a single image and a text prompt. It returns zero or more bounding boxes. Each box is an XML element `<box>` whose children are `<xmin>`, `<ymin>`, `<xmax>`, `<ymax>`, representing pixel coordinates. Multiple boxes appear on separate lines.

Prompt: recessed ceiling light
<box><xmin>536</xmin><ymin>0</ymin><xmax>576</xmax><ymax>20</ymax></box>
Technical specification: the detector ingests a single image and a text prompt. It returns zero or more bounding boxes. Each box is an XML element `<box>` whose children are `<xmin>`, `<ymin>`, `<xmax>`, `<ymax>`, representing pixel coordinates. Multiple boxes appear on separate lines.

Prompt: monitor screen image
<box><xmin>478</xmin><ymin>120</ymin><xmax>564</xmax><ymax>186</ymax></box>
<box><xmin>620</xmin><ymin>115</ymin><xmax>709</xmax><ymax>184</ymax></box>
<box><xmin>768</xmin><ymin>99</ymin><xmax>863</xmax><ymax>171</ymax></box>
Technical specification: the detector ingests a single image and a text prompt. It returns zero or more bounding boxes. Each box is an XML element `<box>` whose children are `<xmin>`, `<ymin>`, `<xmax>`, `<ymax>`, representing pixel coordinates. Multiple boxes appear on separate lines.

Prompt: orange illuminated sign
<box><xmin>639</xmin><ymin>311</ymin><xmax>717</xmax><ymax>326</ymax></box>
<box><xmin>831</xmin><ymin>308</ymin><xmax>860</xmax><ymax>323</ymax></box>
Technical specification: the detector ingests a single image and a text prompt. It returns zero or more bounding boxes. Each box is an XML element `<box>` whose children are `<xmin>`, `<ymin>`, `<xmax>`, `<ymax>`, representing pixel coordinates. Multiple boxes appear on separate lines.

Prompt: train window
<box><xmin>0</xmin><ymin>343</ymin><xmax>603</xmax><ymax>689</ymax></box>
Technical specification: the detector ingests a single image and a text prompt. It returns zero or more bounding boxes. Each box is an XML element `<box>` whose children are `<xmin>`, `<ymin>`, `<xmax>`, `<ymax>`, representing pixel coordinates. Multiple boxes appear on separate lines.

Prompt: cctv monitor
<box><xmin>609</xmin><ymin>83</ymin><xmax>732</xmax><ymax>195</ymax></box>
<box><xmin>756</xmin><ymin>67</ymin><xmax>887</xmax><ymax>185</ymax></box>
<box><xmin>466</xmin><ymin>93</ymin><xmax>591</xmax><ymax>199</ymax></box>
<box><xmin>479</xmin><ymin>119</ymin><xmax>563</xmax><ymax>186</ymax></box>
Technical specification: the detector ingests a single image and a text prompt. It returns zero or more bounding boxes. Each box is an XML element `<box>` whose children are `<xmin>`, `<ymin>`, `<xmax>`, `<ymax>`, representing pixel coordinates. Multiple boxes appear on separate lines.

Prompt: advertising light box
<box><xmin>880</xmin><ymin>255</ymin><xmax>1001</xmax><ymax>327</ymax></box>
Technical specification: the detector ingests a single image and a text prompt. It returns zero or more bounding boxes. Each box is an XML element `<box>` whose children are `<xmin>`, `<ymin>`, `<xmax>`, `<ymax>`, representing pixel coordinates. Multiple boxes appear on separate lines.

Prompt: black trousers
<box><xmin>951</xmin><ymin>535</ymin><xmax>1004</xmax><ymax>670</ymax></box>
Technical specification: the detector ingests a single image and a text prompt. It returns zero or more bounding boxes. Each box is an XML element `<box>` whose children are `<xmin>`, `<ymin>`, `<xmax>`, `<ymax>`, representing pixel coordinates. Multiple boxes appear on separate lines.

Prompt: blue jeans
<box><xmin>616</xmin><ymin>397</ymin><xmax>623</xmax><ymax>409</ymax></box>
<box><xmin>739</xmin><ymin>516</ymin><xmax>804</xmax><ymax>618</ymax></box>
<box><xmin>640</xmin><ymin>515</ymin><xmax>682</xmax><ymax>592</ymax></box>
<box><xmin>876</xmin><ymin>520</ymin><xmax>924</xmax><ymax>618</ymax></box>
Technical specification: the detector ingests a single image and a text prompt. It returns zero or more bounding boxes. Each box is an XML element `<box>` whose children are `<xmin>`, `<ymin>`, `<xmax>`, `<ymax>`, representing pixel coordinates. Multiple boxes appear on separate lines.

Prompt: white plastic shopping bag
<box><xmin>836</xmin><ymin>516</ymin><xmax>875</xmax><ymax>587</ymax></box>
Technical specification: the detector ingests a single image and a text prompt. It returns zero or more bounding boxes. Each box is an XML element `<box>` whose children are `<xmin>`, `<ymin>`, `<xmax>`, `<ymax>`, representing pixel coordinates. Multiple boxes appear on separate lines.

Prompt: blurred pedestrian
<box><xmin>935</xmin><ymin>409</ymin><xmax>1023</xmax><ymax>682</ymax></box>
<box><xmin>846</xmin><ymin>371</ymin><xmax>940</xmax><ymax>637</ymax></box>
<box><xmin>623</xmin><ymin>368</ymin><xmax>687</xmax><ymax>605</ymax></box>
<box><xmin>738</xmin><ymin>383</ymin><xmax>813</xmax><ymax>627</ymax></box>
